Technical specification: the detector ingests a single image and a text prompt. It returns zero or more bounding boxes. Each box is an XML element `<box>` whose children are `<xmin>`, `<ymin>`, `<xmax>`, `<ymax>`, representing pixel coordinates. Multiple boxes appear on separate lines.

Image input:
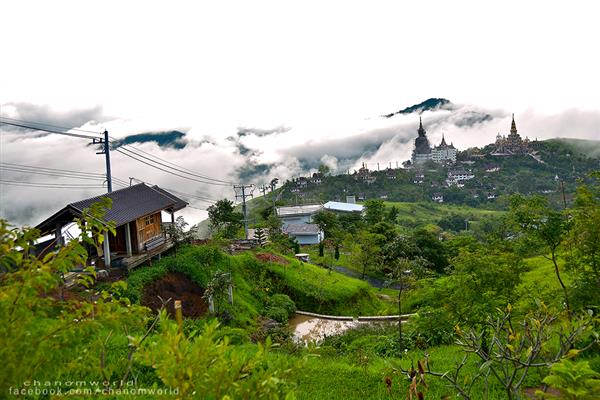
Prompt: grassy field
<box><xmin>383</xmin><ymin>201</ymin><xmax>505</xmax><ymax>227</ymax></box>
<box><xmin>257</xmin><ymin>253</ymin><xmax>396</xmax><ymax>316</ymax></box>
<box><xmin>293</xmin><ymin>344</ymin><xmax>530</xmax><ymax>399</ymax></box>
<box><xmin>514</xmin><ymin>255</ymin><xmax>572</xmax><ymax>313</ymax></box>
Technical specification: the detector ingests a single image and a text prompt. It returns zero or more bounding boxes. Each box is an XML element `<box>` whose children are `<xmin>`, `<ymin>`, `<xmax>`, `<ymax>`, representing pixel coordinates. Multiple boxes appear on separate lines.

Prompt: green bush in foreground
<box><xmin>140</xmin><ymin>312</ymin><xmax>300</xmax><ymax>399</ymax></box>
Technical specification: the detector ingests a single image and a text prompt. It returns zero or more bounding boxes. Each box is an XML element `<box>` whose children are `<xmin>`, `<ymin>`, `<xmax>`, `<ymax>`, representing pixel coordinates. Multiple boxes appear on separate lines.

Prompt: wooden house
<box><xmin>35</xmin><ymin>183</ymin><xmax>187</xmax><ymax>269</ymax></box>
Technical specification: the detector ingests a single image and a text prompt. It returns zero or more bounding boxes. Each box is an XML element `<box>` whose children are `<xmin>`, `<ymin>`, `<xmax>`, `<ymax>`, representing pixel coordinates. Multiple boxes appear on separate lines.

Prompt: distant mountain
<box><xmin>111</xmin><ymin>131</ymin><xmax>187</xmax><ymax>149</ymax></box>
<box><xmin>383</xmin><ymin>98</ymin><xmax>453</xmax><ymax>118</ymax></box>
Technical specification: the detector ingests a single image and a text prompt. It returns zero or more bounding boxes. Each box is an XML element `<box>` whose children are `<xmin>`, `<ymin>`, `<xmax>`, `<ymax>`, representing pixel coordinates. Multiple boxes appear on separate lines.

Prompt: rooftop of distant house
<box><xmin>323</xmin><ymin>201</ymin><xmax>364</xmax><ymax>213</ymax></box>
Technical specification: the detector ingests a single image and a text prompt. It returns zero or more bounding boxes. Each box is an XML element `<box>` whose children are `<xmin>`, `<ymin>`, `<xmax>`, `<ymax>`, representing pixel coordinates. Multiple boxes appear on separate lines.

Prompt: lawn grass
<box><xmin>383</xmin><ymin>201</ymin><xmax>505</xmax><ymax>227</ymax></box>
<box><xmin>514</xmin><ymin>255</ymin><xmax>572</xmax><ymax>313</ymax></box>
<box><xmin>302</xmin><ymin>244</ymin><xmax>389</xmax><ymax>281</ymax></box>
<box><xmin>256</xmin><ymin>254</ymin><xmax>396</xmax><ymax>316</ymax></box>
<box><xmin>294</xmin><ymin>345</ymin><xmax>516</xmax><ymax>399</ymax></box>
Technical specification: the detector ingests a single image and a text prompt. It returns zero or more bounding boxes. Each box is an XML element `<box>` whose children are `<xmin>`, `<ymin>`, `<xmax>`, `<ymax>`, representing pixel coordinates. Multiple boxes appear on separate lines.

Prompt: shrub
<box><xmin>265</xmin><ymin>306</ymin><xmax>289</xmax><ymax>323</ymax></box>
<box><xmin>408</xmin><ymin>306</ymin><xmax>455</xmax><ymax>347</ymax></box>
<box><xmin>268</xmin><ymin>294</ymin><xmax>297</xmax><ymax>316</ymax></box>
<box><xmin>214</xmin><ymin>327</ymin><xmax>250</xmax><ymax>345</ymax></box>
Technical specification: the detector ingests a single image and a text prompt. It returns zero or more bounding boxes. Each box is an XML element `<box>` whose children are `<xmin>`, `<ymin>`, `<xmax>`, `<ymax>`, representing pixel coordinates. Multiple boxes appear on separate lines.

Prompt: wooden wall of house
<box><xmin>108</xmin><ymin>225</ymin><xmax>127</xmax><ymax>253</ymax></box>
<box><xmin>135</xmin><ymin>212</ymin><xmax>163</xmax><ymax>252</ymax></box>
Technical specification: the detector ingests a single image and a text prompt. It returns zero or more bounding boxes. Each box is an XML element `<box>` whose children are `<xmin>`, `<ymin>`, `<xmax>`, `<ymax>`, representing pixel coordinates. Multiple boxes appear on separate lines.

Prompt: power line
<box><xmin>115</xmin><ymin>147</ymin><xmax>231</xmax><ymax>187</ymax></box>
<box><xmin>127</xmin><ymin>177</ymin><xmax>218</xmax><ymax>203</ymax></box>
<box><xmin>0</xmin><ymin>166</ymin><xmax>108</xmax><ymax>182</ymax></box>
<box><xmin>114</xmin><ymin>145</ymin><xmax>231</xmax><ymax>186</ymax></box>
<box><xmin>0</xmin><ymin>164</ymin><xmax>108</xmax><ymax>181</ymax></box>
<box><xmin>114</xmin><ymin>140</ymin><xmax>234</xmax><ymax>185</ymax></box>
<box><xmin>0</xmin><ymin>120</ymin><xmax>100</xmax><ymax>140</ymax></box>
<box><xmin>0</xmin><ymin>162</ymin><xmax>106</xmax><ymax>177</ymax></box>
<box><xmin>0</xmin><ymin>116</ymin><xmax>104</xmax><ymax>135</ymax></box>
<box><xmin>132</xmin><ymin>178</ymin><xmax>211</xmax><ymax>211</ymax></box>
<box><xmin>1</xmin><ymin>117</ymin><xmax>239</xmax><ymax>188</ymax></box>
<box><xmin>0</xmin><ymin>179</ymin><xmax>107</xmax><ymax>189</ymax></box>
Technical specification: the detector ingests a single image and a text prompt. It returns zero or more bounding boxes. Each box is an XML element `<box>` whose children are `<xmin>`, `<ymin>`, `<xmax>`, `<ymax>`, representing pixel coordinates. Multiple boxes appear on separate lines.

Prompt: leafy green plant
<box><xmin>203</xmin><ymin>269</ymin><xmax>233</xmax><ymax>315</ymax></box>
<box><xmin>536</xmin><ymin>359</ymin><xmax>600</xmax><ymax>399</ymax></box>
<box><xmin>163</xmin><ymin>215</ymin><xmax>191</xmax><ymax>256</ymax></box>
<box><xmin>139</xmin><ymin>313</ymin><xmax>300</xmax><ymax>399</ymax></box>
<box><xmin>0</xmin><ymin>201</ymin><xmax>149</xmax><ymax>394</ymax></box>
<box><xmin>398</xmin><ymin>303</ymin><xmax>598</xmax><ymax>400</ymax></box>
<box><xmin>265</xmin><ymin>306</ymin><xmax>289</xmax><ymax>323</ymax></box>
<box><xmin>268</xmin><ymin>294</ymin><xmax>297</xmax><ymax>316</ymax></box>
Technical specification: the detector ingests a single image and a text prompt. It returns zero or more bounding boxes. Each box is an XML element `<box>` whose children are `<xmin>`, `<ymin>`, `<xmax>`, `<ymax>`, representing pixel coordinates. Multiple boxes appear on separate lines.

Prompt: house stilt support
<box><xmin>125</xmin><ymin>222</ymin><xmax>132</xmax><ymax>257</ymax></box>
<box><xmin>103</xmin><ymin>231</ymin><xmax>111</xmax><ymax>268</ymax></box>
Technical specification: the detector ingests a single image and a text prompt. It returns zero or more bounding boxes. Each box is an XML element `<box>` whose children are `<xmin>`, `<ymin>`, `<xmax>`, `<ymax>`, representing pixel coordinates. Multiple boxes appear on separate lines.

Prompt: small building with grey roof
<box><xmin>282</xmin><ymin>223</ymin><xmax>324</xmax><ymax>245</ymax></box>
<box><xmin>35</xmin><ymin>183</ymin><xmax>187</xmax><ymax>269</ymax></box>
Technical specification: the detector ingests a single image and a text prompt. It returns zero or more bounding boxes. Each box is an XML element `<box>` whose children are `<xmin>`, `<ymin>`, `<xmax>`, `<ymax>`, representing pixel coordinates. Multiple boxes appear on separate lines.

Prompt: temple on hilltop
<box><xmin>411</xmin><ymin>117</ymin><xmax>457</xmax><ymax>164</ymax></box>
<box><xmin>412</xmin><ymin>117</ymin><xmax>431</xmax><ymax>164</ymax></box>
<box><xmin>493</xmin><ymin>114</ymin><xmax>531</xmax><ymax>155</ymax></box>
<box><xmin>431</xmin><ymin>133</ymin><xmax>457</xmax><ymax>163</ymax></box>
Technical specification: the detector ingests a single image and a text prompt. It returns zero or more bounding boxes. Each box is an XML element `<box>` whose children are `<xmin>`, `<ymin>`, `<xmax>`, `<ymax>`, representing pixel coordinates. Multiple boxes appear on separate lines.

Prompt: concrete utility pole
<box><xmin>234</xmin><ymin>184</ymin><xmax>254</xmax><ymax>239</ymax></box>
<box><xmin>92</xmin><ymin>130</ymin><xmax>113</xmax><ymax>267</ymax></box>
<box><xmin>93</xmin><ymin>130</ymin><xmax>112</xmax><ymax>193</ymax></box>
<box><xmin>270</xmin><ymin>178</ymin><xmax>279</xmax><ymax>216</ymax></box>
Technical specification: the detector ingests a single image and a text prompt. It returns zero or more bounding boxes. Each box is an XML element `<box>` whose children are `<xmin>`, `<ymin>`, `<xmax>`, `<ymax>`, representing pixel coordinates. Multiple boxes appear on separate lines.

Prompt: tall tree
<box><xmin>317</xmin><ymin>164</ymin><xmax>330</xmax><ymax>176</ymax></box>
<box><xmin>382</xmin><ymin>235</ymin><xmax>429</xmax><ymax>351</ymax></box>
<box><xmin>207</xmin><ymin>199</ymin><xmax>244</xmax><ymax>239</ymax></box>
<box><xmin>363</xmin><ymin>199</ymin><xmax>386</xmax><ymax>225</ymax></box>
<box><xmin>313</xmin><ymin>210</ymin><xmax>339</xmax><ymax>239</ymax></box>
<box><xmin>510</xmin><ymin>194</ymin><xmax>572</xmax><ymax>317</ymax></box>
<box><xmin>567</xmin><ymin>171</ymin><xmax>600</xmax><ymax>308</ymax></box>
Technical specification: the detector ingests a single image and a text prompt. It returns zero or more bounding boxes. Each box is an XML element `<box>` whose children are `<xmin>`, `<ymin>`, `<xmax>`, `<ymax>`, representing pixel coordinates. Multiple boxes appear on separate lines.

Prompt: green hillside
<box><xmin>271</xmin><ymin>139</ymin><xmax>599</xmax><ymax>210</ymax></box>
<box><xmin>2</xmin><ymin>169</ymin><xmax>599</xmax><ymax>399</ymax></box>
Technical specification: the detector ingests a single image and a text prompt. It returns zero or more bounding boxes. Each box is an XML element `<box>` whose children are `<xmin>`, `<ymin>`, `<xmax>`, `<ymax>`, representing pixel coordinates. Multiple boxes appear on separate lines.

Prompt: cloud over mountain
<box><xmin>1</xmin><ymin>100</ymin><xmax>599</xmax><ymax>226</ymax></box>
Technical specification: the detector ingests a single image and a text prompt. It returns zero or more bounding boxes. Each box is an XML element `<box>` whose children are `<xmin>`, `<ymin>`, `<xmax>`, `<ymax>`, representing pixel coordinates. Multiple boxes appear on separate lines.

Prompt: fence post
<box><xmin>174</xmin><ymin>300</ymin><xmax>183</xmax><ymax>334</ymax></box>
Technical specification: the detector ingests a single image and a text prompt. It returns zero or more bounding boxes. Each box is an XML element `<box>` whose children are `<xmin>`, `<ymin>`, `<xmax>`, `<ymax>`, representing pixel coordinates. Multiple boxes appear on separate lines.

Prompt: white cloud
<box><xmin>1</xmin><ymin>1</ymin><xmax>599</xmax><ymax>226</ymax></box>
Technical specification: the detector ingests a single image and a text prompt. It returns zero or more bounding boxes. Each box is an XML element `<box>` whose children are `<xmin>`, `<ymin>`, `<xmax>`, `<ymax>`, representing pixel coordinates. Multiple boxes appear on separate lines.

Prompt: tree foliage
<box><xmin>363</xmin><ymin>199</ymin><xmax>386</xmax><ymax>225</ymax></box>
<box><xmin>207</xmin><ymin>199</ymin><xmax>244</xmax><ymax>239</ymax></box>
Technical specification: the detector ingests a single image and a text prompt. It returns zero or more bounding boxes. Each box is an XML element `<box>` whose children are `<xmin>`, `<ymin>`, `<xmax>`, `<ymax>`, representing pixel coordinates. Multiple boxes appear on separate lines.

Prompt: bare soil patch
<box><xmin>142</xmin><ymin>272</ymin><xmax>208</xmax><ymax>318</ymax></box>
<box><xmin>256</xmin><ymin>252</ymin><xmax>289</xmax><ymax>265</ymax></box>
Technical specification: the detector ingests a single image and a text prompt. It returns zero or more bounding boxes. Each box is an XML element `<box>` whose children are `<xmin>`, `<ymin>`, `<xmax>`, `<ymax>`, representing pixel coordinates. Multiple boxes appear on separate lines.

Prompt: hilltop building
<box><xmin>354</xmin><ymin>163</ymin><xmax>376</xmax><ymax>184</ymax></box>
<box><xmin>431</xmin><ymin>134</ymin><xmax>457</xmax><ymax>163</ymax></box>
<box><xmin>411</xmin><ymin>117</ymin><xmax>432</xmax><ymax>164</ymax></box>
<box><xmin>411</xmin><ymin>117</ymin><xmax>457</xmax><ymax>164</ymax></box>
<box><xmin>492</xmin><ymin>114</ymin><xmax>531</xmax><ymax>155</ymax></box>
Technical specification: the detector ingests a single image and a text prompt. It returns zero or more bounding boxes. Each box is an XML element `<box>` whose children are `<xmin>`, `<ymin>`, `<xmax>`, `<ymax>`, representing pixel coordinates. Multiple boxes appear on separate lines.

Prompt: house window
<box><xmin>145</xmin><ymin>215</ymin><xmax>154</xmax><ymax>226</ymax></box>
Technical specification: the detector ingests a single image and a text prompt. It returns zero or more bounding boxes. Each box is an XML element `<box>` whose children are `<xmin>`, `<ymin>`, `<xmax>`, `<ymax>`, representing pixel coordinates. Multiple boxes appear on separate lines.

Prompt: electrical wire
<box><xmin>114</xmin><ymin>147</ymin><xmax>231</xmax><ymax>187</ymax></box>
<box><xmin>0</xmin><ymin>120</ymin><xmax>100</xmax><ymax>140</ymax></box>
<box><xmin>0</xmin><ymin>179</ymin><xmax>107</xmax><ymax>189</ymax></box>
<box><xmin>0</xmin><ymin>162</ymin><xmax>106</xmax><ymax>177</ymax></box>
<box><xmin>127</xmin><ymin>177</ymin><xmax>218</xmax><ymax>204</ymax></box>
<box><xmin>0</xmin><ymin>167</ymin><xmax>107</xmax><ymax>182</ymax></box>
<box><xmin>0</xmin><ymin>117</ymin><xmax>104</xmax><ymax>135</ymax></box>
<box><xmin>114</xmin><ymin>141</ymin><xmax>234</xmax><ymax>185</ymax></box>
<box><xmin>1</xmin><ymin>117</ymin><xmax>241</xmax><ymax>187</ymax></box>
<box><xmin>114</xmin><ymin>146</ymin><xmax>232</xmax><ymax>186</ymax></box>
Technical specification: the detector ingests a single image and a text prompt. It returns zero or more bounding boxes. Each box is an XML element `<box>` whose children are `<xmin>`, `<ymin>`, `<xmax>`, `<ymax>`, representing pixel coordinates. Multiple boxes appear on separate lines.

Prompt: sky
<box><xmin>1</xmin><ymin>1</ymin><xmax>599</xmax><ymax>227</ymax></box>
